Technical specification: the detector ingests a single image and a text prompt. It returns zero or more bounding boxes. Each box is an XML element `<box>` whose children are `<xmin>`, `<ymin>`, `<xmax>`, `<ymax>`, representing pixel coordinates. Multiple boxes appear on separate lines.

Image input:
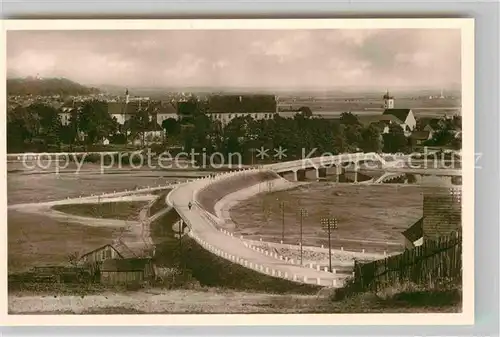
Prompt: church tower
<box><xmin>125</xmin><ymin>88</ymin><xmax>130</xmax><ymax>104</ymax></box>
<box><xmin>383</xmin><ymin>90</ymin><xmax>395</xmax><ymax>109</ymax></box>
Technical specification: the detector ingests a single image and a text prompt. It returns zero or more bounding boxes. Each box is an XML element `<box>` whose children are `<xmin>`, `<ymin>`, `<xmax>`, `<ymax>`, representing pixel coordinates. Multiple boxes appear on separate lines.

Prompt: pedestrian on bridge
<box><xmin>188</xmin><ymin>201</ymin><xmax>193</xmax><ymax>210</ymax></box>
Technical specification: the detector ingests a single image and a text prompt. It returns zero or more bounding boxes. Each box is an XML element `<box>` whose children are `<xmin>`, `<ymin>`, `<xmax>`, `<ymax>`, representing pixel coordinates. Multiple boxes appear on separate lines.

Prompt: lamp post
<box><xmin>321</xmin><ymin>217</ymin><xmax>338</xmax><ymax>272</ymax></box>
<box><xmin>299</xmin><ymin>208</ymin><xmax>308</xmax><ymax>265</ymax></box>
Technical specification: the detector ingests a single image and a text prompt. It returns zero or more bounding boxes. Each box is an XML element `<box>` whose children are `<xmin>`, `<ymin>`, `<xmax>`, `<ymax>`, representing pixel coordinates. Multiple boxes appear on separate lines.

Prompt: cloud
<box><xmin>7</xmin><ymin>29</ymin><xmax>461</xmax><ymax>89</ymax></box>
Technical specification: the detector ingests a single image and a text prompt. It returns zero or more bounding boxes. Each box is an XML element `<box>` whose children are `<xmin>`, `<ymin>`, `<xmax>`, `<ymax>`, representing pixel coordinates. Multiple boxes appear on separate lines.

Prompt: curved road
<box><xmin>169</xmin><ymin>174</ymin><xmax>346</xmax><ymax>287</ymax></box>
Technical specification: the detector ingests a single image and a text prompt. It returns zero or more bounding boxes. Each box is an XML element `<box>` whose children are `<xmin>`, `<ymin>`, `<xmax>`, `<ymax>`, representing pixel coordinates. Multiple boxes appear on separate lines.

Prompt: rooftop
<box><xmin>402</xmin><ymin>217</ymin><xmax>423</xmax><ymax>243</ymax></box>
<box><xmin>383</xmin><ymin>108</ymin><xmax>412</xmax><ymax>122</ymax></box>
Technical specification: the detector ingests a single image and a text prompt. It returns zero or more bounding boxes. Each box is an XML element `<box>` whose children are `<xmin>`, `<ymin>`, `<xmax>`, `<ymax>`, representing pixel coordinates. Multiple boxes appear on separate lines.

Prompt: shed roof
<box><xmin>101</xmin><ymin>258</ymin><xmax>151</xmax><ymax>272</ymax></box>
<box><xmin>402</xmin><ymin>217</ymin><xmax>423</xmax><ymax>243</ymax></box>
<box><xmin>410</xmin><ymin>130</ymin><xmax>431</xmax><ymax>140</ymax></box>
<box><xmin>383</xmin><ymin>109</ymin><xmax>412</xmax><ymax>122</ymax></box>
<box><xmin>419</xmin><ymin>117</ymin><xmax>442</xmax><ymax>130</ymax></box>
<box><xmin>80</xmin><ymin>242</ymin><xmax>135</xmax><ymax>260</ymax></box>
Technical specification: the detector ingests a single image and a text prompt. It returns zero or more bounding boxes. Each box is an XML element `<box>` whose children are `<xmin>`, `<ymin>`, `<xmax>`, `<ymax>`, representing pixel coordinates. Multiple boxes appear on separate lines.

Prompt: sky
<box><xmin>7</xmin><ymin>29</ymin><xmax>461</xmax><ymax>90</ymax></box>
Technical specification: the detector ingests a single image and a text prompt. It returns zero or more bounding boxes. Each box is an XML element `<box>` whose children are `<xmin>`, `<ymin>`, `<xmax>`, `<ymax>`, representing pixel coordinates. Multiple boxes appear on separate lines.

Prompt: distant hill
<box><xmin>7</xmin><ymin>77</ymin><xmax>100</xmax><ymax>96</ymax></box>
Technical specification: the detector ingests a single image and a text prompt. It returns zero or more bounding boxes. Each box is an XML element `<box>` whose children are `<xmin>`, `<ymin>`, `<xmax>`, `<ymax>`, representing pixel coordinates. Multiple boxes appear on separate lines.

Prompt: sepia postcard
<box><xmin>1</xmin><ymin>18</ymin><xmax>474</xmax><ymax>326</ymax></box>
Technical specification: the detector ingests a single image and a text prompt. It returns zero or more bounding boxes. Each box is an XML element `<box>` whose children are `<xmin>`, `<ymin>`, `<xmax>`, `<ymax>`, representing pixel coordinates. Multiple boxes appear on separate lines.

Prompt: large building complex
<box><xmin>205</xmin><ymin>94</ymin><xmax>279</xmax><ymax>125</ymax></box>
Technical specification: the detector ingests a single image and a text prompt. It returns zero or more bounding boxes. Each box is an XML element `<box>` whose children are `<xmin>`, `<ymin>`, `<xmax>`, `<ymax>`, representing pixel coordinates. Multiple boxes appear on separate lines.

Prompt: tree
<box><xmin>78</xmin><ymin>100</ymin><xmax>117</xmax><ymax>146</ymax></box>
<box><xmin>7</xmin><ymin>106</ymin><xmax>41</xmax><ymax>151</ymax></box>
<box><xmin>128</xmin><ymin>108</ymin><xmax>150</xmax><ymax>147</ymax></box>
<box><xmin>360</xmin><ymin>124</ymin><xmax>382</xmax><ymax>152</ymax></box>
<box><xmin>27</xmin><ymin>103</ymin><xmax>62</xmax><ymax>148</ymax></box>
<box><xmin>340</xmin><ymin>112</ymin><xmax>360</xmax><ymax>125</ymax></box>
<box><xmin>297</xmin><ymin>106</ymin><xmax>313</xmax><ymax>117</ymax></box>
<box><xmin>162</xmin><ymin>118</ymin><xmax>180</xmax><ymax>137</ymax></box>
<box><xmin>67</xmin><ymin>251</ymin><xmax>80</xmax><ymax>267</ymax></box>
<box><xmin>383</xmin><ymin>124</ymin><xmax>408</xmax><ymax>153</ymax></box>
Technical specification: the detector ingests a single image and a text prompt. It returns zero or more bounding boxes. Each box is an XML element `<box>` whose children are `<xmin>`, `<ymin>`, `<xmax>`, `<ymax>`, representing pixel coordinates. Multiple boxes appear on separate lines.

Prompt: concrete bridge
<box><xmin>265</xmin><ymin>152</ymin><xmax>461</xmax><ymax>184</ymax></box>
<box><xmin>372</xmin><ymin>167</ymin><xmax>462</xmax><ymax>185</ymax></box>
<box><xmin>268</xmin><ymin>152</ymin><xmax>389</xmax><ymax>183</ymax></box>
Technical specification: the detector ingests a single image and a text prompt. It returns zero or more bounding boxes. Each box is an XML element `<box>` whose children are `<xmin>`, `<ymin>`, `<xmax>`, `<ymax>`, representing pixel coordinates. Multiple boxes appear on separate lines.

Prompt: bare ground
<box><xmin>8</xmin><ymin>286</ymin><xmax>461</xmax><ymax>314</ymax></box>
<box><xmin>231</xmin><ymin>183</ymin><xmax>422</xmax><ymax>254</ymax></box>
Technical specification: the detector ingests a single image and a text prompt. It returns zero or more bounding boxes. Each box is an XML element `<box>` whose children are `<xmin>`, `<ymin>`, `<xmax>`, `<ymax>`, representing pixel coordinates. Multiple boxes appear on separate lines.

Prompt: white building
<box><xmin>382</xmin><ymin>109</ymin><xmax>416</xmax><ymax>136</ymax></box>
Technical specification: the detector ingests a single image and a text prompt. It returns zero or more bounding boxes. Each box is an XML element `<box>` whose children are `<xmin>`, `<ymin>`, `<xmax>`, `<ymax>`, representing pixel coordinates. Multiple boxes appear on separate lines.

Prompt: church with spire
<box><xmin>383</xmin><ymin>89</ymin><xmax>395</xmax><ymax>109</ymax></box>
<box><xmin>381</xmin><ymin>89</ymin><xmax>416</xmax><ymax>136</ymax></box>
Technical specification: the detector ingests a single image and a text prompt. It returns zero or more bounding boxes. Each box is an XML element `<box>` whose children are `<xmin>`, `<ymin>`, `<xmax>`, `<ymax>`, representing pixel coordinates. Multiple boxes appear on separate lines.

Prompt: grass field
<box><xmin>52</xmin><ymin>201</ymin><xmax>148</xmax><ymax>221</ymax></box>
<box><xmin>230</xmin><ymin>183</ymin><xmax>422</xmax><ymax>253</ymax></box>
<box><xmin>8</xmin><ymin>210</ymin><xmax>118</xmax><ymax>272</ymax></box>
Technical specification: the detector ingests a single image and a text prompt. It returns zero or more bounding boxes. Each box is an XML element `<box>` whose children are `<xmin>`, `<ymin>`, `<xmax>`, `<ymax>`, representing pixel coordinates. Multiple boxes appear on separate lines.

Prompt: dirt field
<box><xmin>7</xmin><ymin>170</ymin><xmax>168</xmax><ymax>272</ymax></box>
<box><xmin>8</xmin><ymin>210</ymin><xmax>119</xmax><ymax>272</ymax></box>
<box><xmin>8</xmin><ymin>286</ymin><xmax>460</xmax><ymax>314</ymax></box>
<box><xmin>230</xmin><ymin>183</ymin><xmax>423</xmax><ymax>253</ymax></box>
<box><xmin>7</xmin><ymin>169</ymin><xmax>195</xmax><ymax>205</ymax></box>
<box><xmin>52</xmin><ymin>201</ymin><xmax>148</xmax><ymax>221</ymax></box>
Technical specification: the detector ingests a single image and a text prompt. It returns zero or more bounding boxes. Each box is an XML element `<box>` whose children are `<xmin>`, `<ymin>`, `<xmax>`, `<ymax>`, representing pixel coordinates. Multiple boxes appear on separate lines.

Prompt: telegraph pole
<box><xmin>178</xmin><ymin>219</ymin><xmax>183</xmax><ymax>271</ymax></box>
<box><xmin>278</xmin><ymin>200</ymin><xmax>285</xmax><ymax>243</ymax></box>
<box><xmin>299</xmin><ymin>209</ymin><xmax>308</xmax><ymax>265</ymax></box>
<box><xmin>321</xmin><ymin>217</ymin><xmax>338</xmax><ymax>272</ymax></box>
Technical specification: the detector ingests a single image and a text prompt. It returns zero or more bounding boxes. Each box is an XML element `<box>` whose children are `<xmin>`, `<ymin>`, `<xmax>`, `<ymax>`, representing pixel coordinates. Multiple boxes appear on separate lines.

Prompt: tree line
<box><xmin>7</xmin><ymin>99</ymin><xmax>461</xmax><ymax>161</ymax></box>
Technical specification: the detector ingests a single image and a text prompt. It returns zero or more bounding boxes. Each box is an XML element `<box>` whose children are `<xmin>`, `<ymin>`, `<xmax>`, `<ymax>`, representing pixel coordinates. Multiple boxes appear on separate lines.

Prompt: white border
<box><xmin>0</xmin><ymin>18</ymin><xmax>474</xmax><ymax>326</ymax></box>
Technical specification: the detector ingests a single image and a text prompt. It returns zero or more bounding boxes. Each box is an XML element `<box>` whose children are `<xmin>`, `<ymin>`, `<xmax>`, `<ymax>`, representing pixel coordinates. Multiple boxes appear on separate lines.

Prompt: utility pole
<box><xmin>321</xmin><ymin>217</ymin><xmax>338</xmax><ymax>273</ymax></box>
<box><xmin>299</xmin><ymin>208</ymin><xmax>308</xmax><ymax>265</ymax></box>
<box><xmin>178</xmin><ymin>219</ymin><xmax>183</xmax><ymax>272</ymax></box>
<box><xmin>278</xmin><ymin>200</ymin><xmax>285</xmax><ymax>243</ymax></box>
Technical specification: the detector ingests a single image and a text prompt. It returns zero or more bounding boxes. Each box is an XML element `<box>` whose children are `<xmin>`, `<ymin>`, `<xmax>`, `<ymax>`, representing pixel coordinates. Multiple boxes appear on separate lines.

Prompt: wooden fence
<box><xmin>349</xmin><ymin>233</ymin><xmax>462</xmax><ymax>293</ymax></box>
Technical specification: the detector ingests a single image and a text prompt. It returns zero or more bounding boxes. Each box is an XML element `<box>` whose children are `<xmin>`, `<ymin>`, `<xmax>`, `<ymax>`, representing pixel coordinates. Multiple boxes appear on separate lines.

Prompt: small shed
<box><xmin>402</xmin><ymin>217</ymin><xmax>423</xmax><ymax>249</ymax></box>
<box><xmin>100</xmin><ymin>258</ymin><xmax>154</xmax><ymax>285</ymax></box>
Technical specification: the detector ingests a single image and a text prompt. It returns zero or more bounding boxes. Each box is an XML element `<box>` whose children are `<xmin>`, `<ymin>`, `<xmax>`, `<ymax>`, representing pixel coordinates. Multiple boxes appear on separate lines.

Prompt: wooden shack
<box><xmin>100</xmin><ymin>258</ymin><xmax>154</xmax><ymax>285</ymax></box>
